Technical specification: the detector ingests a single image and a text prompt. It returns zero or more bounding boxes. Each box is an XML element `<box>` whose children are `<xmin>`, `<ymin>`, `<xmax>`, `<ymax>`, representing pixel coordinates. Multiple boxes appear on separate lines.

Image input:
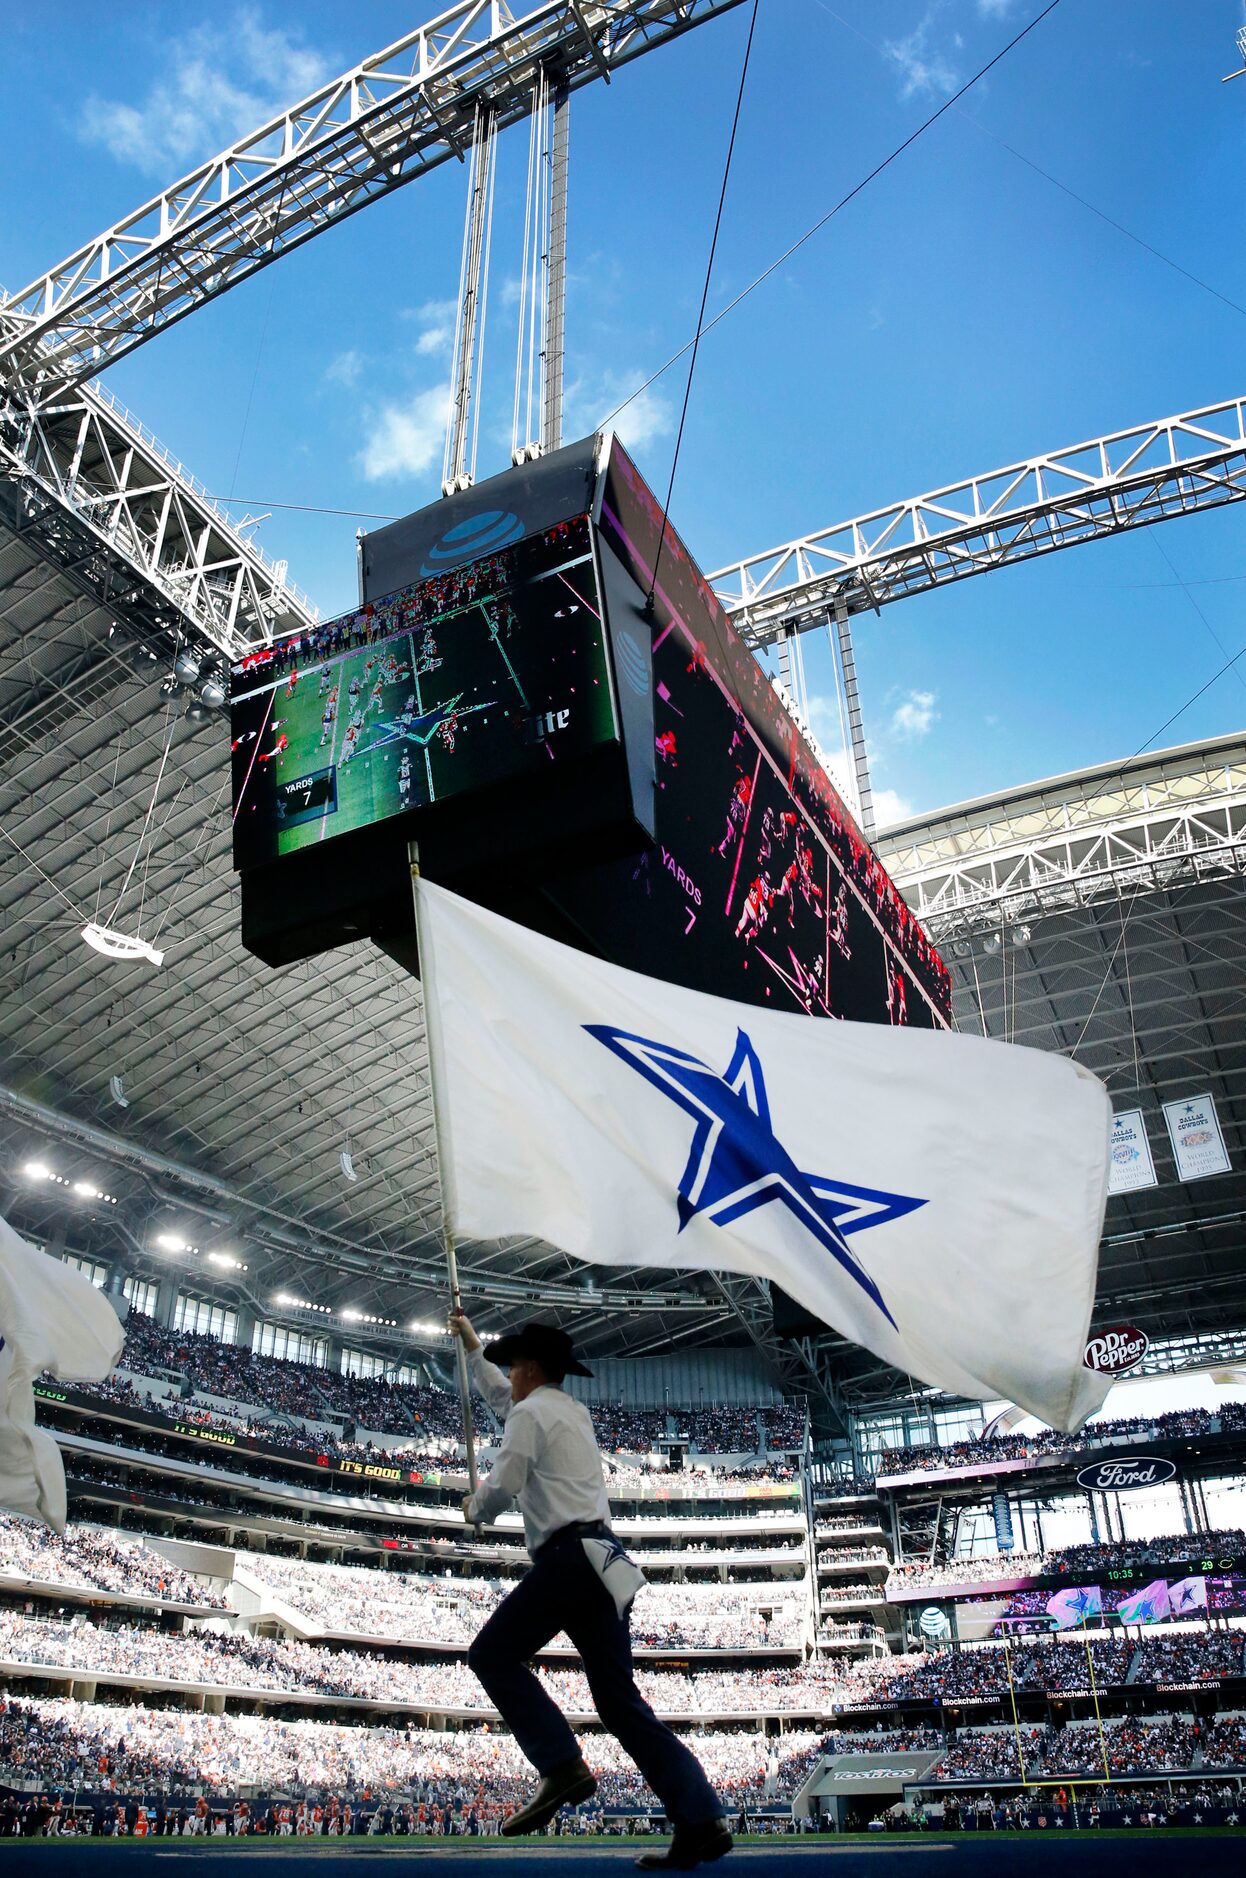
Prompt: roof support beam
<box><xmin>710</xmin><ymin>398</ymin><xmax>1246</xmax><ymax>645</ymax></box>
<box><xmin>0</xmin><ymin>1</ymin><xmax>744</xmax><ymax>399</ymax></box>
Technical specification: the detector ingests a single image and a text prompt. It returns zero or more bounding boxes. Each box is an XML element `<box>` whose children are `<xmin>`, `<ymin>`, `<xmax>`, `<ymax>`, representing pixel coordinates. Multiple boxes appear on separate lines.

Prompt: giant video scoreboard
<box><xmin>232</xmin><ymin>435</ymin><xmax>950</xmax><ymax>1029</ymax></box>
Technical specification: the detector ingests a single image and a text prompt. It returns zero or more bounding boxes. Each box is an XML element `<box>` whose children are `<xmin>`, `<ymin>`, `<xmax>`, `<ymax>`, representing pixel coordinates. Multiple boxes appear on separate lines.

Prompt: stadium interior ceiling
<box><xmin>875</xmin><ymin>734</ymin><xmax>1246</xmax><ymax>1395</ymax></box>
<box><xmin>0</xmin><ymin>520</ymin><xmax>775</xmax><ymax>1389</ymax></box>
<box><xmin>2</xmin><ymin>494</ymin><xmax>1245</xmax><ymax>1426</ymax></box>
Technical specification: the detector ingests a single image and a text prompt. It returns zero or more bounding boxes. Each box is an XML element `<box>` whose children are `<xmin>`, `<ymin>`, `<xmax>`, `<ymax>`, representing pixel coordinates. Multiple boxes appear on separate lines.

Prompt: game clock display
<box><xmin>230</xmin><ymin>515</ymin><xmax>615</xmax><ymax>871</ymax></box>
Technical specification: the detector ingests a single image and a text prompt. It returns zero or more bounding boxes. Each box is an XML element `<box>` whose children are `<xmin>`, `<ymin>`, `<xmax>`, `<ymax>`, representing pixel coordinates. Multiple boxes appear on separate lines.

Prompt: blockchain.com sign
<box><xmin>1076</xmin><ymin>1455</ymin><xmax>1176</xmax><ymax>1493</ymax></box>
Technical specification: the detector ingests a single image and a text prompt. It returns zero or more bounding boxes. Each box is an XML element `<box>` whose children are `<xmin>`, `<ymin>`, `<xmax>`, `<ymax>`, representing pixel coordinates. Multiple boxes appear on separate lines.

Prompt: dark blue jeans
<box><xmin>466</xmin><ymin>1527</ymin><xmax>723</xmax><ymax>1827</ymax></box>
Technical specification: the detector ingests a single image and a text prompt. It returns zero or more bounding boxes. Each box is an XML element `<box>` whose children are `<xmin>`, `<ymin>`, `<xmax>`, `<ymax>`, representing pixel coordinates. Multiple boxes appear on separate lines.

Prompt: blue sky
<box><xmin>5</xmin><ymin>0</ymin><xmax>1246</xmax><ymax>823</ymax></box>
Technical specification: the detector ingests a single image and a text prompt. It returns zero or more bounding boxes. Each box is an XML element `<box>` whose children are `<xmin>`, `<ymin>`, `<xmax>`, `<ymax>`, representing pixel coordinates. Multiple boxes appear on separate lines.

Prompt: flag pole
<box><xmin>409</xmin><ymin>842</ymin><xmax>479</xmax><ymax>1500</ymax></box>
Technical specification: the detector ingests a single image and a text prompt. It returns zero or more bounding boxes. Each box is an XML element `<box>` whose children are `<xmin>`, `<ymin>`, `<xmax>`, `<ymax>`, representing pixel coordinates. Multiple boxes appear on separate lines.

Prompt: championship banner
<box><xmin>416</xmin><ymin>879</ymin><xmax>1114</xmax><ymax>1430</ymax></box>
<box><xmin>1162</xmin><ymin>1093</ymin><xmax>1231</xmax><ymax>1182</ymax></box>
<box><xmin>1108</xmin><ymin>1109</ymin><xmax>1157</xmax><ymax>1193</ymax></box>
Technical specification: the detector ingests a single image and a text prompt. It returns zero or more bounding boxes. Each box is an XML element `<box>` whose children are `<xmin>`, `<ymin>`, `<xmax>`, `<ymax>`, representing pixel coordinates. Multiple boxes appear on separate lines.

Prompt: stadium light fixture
<box><xmin>23</xmin><ymin>1161</ymin><xmax>51</xmax><ymax>1180</ymax></box>
<box><xmin>154</xmin><ymin>1232</ymin><xmax>199</xmax><ymax>1255</ymax></box>
<box><xmin>207</xmin><ymin>1251</ymin><xmax>248</xmax><ymax>1272</ymax></box>
<box><xmin>81</xmin><ymin>922</ymin><xmax>164</xmax><ymax>969</ymax></box>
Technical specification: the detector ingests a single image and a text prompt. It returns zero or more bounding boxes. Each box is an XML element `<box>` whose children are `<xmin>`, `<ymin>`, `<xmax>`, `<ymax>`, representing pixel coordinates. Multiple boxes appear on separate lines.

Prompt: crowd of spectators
<box><xmin>57</xmin><ymin>1447</ymin><xmax>807</xmax><ymax>1572</ymax></box>
<box><xmin>929</xmin><ymin>1718</ymin><xmax>1213</xmax><ymax>1784</ymax></box>
<box><xmin>9</xmin><ymin>1687</ymin><xmax>1244</xmax><ymax>1821</ymax></box>
<box><xmin>1132</xmin><ymin>1632</ymin><xmax>1245</xmax><ymax>1682</ymax></box>
<box><xmin>877</xmin><ymin>1404</ymin><xmax>1246</xmax><ymax>1477</ymax></box>
<box><xmin>74</xmin><ymin>1422</ymin><xmax>772</xmax><ymax>1512</ymax></box>
<box><xmin>77</xmin><ymin>1314</ymin><xmax>807</xmax><ymax>1465</ymax></box>
<box><xmin>0</xmin><ymin>1517</ymin><xmax>225</xmax><ymax>1610</ymax></box>
<box><xmin>817</xmin><ymin>1546</ymin><xmax>890</xmax><ymax>1570</ymax></box>
<box><xmin>240</xmin><ymin>1554</ymin><xmax>807</xmax><ymax>1652</ymax></box>
<box><xmin>116</xmin><ymin>1315</ymin><xmax>463</xmax><ymax>1438</ymax></box>
<box><xmin>887</xmin><ymin>1552</ymin><xmax>1043</xmax><ymax>1591</ymax></box>
<box><xmin>0</xmin><ymin>1613</ymin><xmax>842</xmax><ymax>1715</ymax></box>
<box><xmin>840</xmin><ymin>1631</ymin><xmax>1245</xmax><ymax>1706</ymax></box>
<box><xmin>0</xmin><ymin>1694</ymin><xmax>984</xmax><ymax>1816</ymax></box>
<box><xmin>908</xmin><ymin>1782</ymin><xmax>1246</xmax><ymax>1829</ymax></box>
<box><xmin>871</xmin><ymin>1637</ymin><xmax>1135</xmax><ymax>1703</ymax></box>
<box><xmin>0</xmin><ymin>1694</ymin><xmax>938</xmax><ymax>1819</ymax></box>
<box><xmin>817</xmin><ymin>1623</ymin><xmax>887</xmax><ymax>1647</ymax></box>
<box><xmin>1199</xmin><ymin>1717</ymin><xmax>1246</xmax><ymax>1767</ymax></box>
<box><xmin>885</xmin><ymin>1527</ymin><xmax>1246</xmax><ymax>1595</ymax></box>
<box><xmin>819</xmin><ymin>1583</ymin><xmax>884</xmax><ymax>1607</ymax></box>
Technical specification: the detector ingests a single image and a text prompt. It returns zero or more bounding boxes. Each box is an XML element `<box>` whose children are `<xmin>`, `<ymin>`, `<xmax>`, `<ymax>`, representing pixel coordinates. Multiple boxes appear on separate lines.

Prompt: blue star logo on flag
<box><xmin>583</xmin><ymin>1024</ymin><xmax>927</xmax><ymax>1328</ymax></box>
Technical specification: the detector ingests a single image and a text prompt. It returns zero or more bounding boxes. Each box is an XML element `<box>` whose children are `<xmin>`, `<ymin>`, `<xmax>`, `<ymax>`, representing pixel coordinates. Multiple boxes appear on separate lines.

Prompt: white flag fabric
<box><xmin>417</xmin><ymin>880</ymin><xmax>1113</xmax><ymax>1431</ymax></box>
<box><xmin>0</xmin><ymin>1214</ymin><xmax>125</xmax><ymax>1531</ymax></box>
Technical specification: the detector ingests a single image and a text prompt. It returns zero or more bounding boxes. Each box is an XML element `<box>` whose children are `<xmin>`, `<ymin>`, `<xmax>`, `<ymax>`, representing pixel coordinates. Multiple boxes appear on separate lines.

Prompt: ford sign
<box><xmin>1083</xmin><ymin>1324</ymin><xmax>1149</xmax><ymax>1375</ymax></box>
<box><xmin>1076</xmin><ymin>1455</ymin><xmax>1176</xmax><ymax>1493</ymax></box>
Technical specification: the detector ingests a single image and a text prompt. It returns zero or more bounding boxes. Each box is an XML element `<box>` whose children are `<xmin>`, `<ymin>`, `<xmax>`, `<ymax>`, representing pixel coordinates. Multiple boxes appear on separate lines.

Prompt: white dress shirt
<box><xmin>466</xmin><ymin>1350</ymin><xmax>610</xmax><ymax>1555</ymax></box>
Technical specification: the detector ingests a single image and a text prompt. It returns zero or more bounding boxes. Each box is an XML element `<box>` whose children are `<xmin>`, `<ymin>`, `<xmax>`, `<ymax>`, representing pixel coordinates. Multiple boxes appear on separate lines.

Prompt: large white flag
<box><xmin>0</xmin><ymin>1214</ymin><xmax>125</xmax><ymax>1531</ymax></box>
<box><xmin>417</xmin><ymin>881</ymin><xmax>1113</xmax><ymax>1430</ymax></box>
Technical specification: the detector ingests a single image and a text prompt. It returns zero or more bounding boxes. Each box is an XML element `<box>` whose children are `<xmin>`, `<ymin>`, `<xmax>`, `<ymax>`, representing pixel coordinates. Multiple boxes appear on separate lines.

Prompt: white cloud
<box><xmin>884</xmin><ymin>10</ymin><xmax>961</xmax><ymax>100</ymax></box>
<box><xmin>872</xmin><ymin>786</ymin><xmax>914</xmax><ymax>828</ymax></box>
<box><xmin>81</xmin><ymin>10</ymin><xmax>330</xmax><ymax>177</ymax></box>
<box><xmin>889</xmin><ymin>688</ymin><xmax>938</xmax><ymax>741</ymax></box>
<box><xmin>612</xmin><ymin>384</ymin><xmax>674</xmax><ymax>453</ymax></box>
<box><xmin>977</xmin><ymin>0</ymin><xmax>1017</xmax><ymax>16</ymax></box>
<box><xmin>356</xmin><ymin>387</ymin><xmax>450</xmax><ymax>482</ymax></box>
<box><xmin>416</xmin><ymin>321</ymin><xmax>455</xmax><ymax>358</ymax></box>
<box><xmin>399</xmin><ymin>299</ymin><xmax>458</xmax><ymax>358</ymax></box>
<box><xmin>324</xmin><ymin>349</ymin><xmax>362</xmax><ymax>389</ymax></box>
<box><xmin>565</xmin><ymin>368</ymin><xmax>674</xmax><ymax>454</ymax></box>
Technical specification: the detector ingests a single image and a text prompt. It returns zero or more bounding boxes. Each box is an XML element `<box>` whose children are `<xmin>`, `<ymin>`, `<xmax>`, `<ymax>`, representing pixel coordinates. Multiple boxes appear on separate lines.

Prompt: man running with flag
<box><xmin>449</xmin><ymin>1309</ymin><xmax>731</xmax><ymax>1870</ymax></box>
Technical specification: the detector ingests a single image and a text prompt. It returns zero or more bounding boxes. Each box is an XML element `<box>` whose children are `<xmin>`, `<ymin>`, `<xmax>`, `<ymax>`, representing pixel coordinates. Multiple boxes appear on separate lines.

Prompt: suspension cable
<box><xmin>512</xmin><ymin>80</ymin><xmax>541</xmax><ymax>464</ymax></box>
<box><xmin>647</xmin><ymin>0</ymin><xmax>760</xmax><ymax>610</ymax></box>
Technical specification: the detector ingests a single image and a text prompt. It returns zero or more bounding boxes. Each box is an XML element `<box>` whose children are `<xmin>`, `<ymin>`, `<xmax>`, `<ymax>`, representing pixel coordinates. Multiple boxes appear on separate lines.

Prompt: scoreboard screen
<box><xmin>231</xmin><ymin>514</ymin><xmax>616</xmax><ymax>871</ymax></box>
<box><xmin>240</xmin><ymin>429</ymin><xmax>949</xmax><ymax>1019</ymax></box>
<box><xmin>542</xmin><ymin>440</ymin><xmax>952</xmax><ymax>1027</ymax></box>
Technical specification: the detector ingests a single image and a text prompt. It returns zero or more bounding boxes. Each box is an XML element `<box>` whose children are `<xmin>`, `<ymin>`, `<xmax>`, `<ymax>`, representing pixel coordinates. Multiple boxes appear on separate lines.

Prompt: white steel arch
<box><xmin>0</xmin><ymin>372</ymin><xmax>317</xmax><ymax>658</ymax></box>
<box><xmin>710</xmin><ymin>397</ymin><xmax>1246</xmax><ymax>646</ymax></box>
<box><xmin>875</xmin><ymin>735</ymin><xmax>1246</xmax><ymax>941</ymax></box>
<box><xmin>0</xmin><ymin>0</ymin><xmax>743</xmax><ymax>399</ymax></box>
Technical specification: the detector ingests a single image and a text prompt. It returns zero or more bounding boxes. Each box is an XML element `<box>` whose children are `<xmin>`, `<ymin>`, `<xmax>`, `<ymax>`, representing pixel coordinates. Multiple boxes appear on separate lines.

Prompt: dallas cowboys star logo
<box><xmin>583</xmin><ymin>1023</ymin><xmax>927</xmax><ymax>1328</ymax></box>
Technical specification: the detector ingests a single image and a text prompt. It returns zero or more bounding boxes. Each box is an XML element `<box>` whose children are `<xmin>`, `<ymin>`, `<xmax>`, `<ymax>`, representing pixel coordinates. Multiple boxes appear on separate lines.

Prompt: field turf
<box><xmin>0</xmin><ymin>1833</ymin><xmax>1235</xmax><ymax>1872</ymax></box>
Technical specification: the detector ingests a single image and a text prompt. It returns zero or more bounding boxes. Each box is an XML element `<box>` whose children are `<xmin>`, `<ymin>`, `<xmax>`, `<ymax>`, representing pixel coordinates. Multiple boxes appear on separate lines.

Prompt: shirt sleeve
<box><xmin>468</xmin><ymin>1349</ymin><xmax>513</xmax><ymax>1420</ymax></box>
<box><xmin>467</xmin><ymin>1402</ymin><xmax>540</xmax><ymax>1526</ymax></box>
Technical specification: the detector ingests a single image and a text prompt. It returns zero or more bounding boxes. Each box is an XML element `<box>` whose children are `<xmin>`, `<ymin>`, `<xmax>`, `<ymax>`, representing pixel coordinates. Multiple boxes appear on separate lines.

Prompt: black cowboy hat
<box><xmin>483</xmin><ymin>1321</ymin><xmax>593</xmax><ymax>1379</ymax></box>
